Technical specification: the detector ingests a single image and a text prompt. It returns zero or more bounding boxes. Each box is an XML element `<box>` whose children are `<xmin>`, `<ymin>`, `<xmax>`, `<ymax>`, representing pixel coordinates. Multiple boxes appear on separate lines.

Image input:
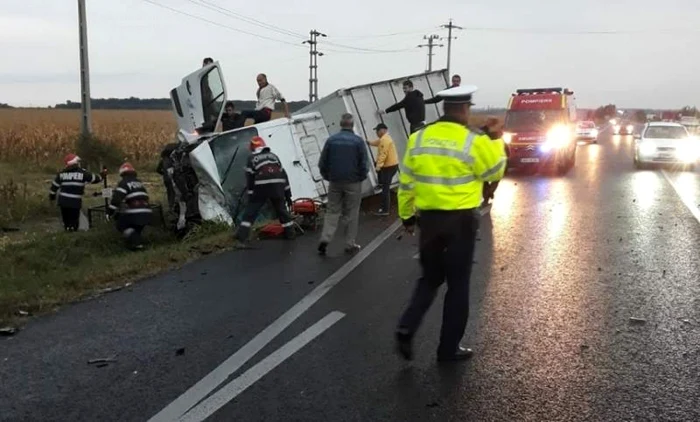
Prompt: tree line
<box><xmin>53</xmin><ymin>98</ymin><xmax>311</xmax><ymax>112</ymax></box>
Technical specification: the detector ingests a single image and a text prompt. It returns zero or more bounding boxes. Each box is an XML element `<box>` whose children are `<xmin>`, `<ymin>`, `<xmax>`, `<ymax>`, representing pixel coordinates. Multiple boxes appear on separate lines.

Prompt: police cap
<box><xmin>436</xmin><ymin>84</ymin><xmax>478</xmax><ymax>105</ymax></box>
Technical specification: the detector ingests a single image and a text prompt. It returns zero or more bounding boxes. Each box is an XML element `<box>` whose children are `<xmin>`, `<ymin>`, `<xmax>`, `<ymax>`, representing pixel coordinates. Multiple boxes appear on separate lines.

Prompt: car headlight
<box><xmin>610</xmin><ymin>119</ymin><xmax>617</xmax><ymax>125</ymax></box>
<box><xmin>591</xmin><ymin>129</ymin><xmax>599</xmax><ymax>137</ymax></box>
<box><xmin>503</xmin><ymin>132</ymin><xmax>512</xmax><ymax>144</ymax></box>
<box><xmin>639</xmin><ymin>142</ymin><xmax>655</xmax><ymax>156</ymax></box>
<box><xmin>676</xmin><ymin>144</ymin><xmax>700</xmax><ymax>161</ymax></box>
<box><xmin>544</xmin><ymin>124</ymin><xmax>571</xmax><ymax>149</ymax></box>
<box><xmin>626</xmin><ymin>125</ymin><xmax>634</xmax><ymax>132</ymax></box>
<box><xmin>613</xmin><ymin>125</ymin><xmax>621</xmax><ymax>133</ymax></box>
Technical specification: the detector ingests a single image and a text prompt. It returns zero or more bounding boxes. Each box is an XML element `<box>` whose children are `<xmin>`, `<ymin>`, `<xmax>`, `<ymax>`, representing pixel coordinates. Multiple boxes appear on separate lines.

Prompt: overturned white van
<box><xmin>165</xmin><ymin>62</ymin><xmax>449</xmax><ymax>226</ymax></box>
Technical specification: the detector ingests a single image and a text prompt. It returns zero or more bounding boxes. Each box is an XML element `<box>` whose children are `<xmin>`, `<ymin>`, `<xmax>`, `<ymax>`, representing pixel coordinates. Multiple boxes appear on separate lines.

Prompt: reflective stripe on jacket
<box><xmin>397</xmin><ymin>117</ymin><xmax>507</xmax><ymax>220</ymax></box>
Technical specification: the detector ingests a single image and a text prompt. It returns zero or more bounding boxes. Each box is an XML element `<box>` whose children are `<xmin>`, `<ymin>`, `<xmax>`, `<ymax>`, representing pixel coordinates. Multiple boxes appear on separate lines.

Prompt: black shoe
<box><xmin>437</xmin><ymin>346</ymin><xmax>473</xmax><ymax>362</ymax></box>
<box><xmin>344</xmin><ymin>243</ymin><xmax>361</xmax><ymax>254</ymax></box>
<box><xmin>317</xmin><ymin>242</ymin><xmax>328</xmax><ymax>256</ymax></box>
<box><xmin>395</xmin><ymin>332</ymin><xmax>413</xmax><ymax>361</ymax></box>
<box><xmin>373</xmin><ymin>209</ymin><xmax>390</xmax><ymax>216</ymax></box>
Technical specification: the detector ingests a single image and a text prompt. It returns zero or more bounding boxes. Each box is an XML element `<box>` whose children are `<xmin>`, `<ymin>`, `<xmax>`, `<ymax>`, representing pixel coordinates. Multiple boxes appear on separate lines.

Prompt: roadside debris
<box><xmin>88</xmin><ymin>355</ymin><xmax>118</xmax><ymax>368</ymax></box>
<box><xmin>682</xmin><ymin>319</ymin><xmax>691</xmax><ymax>325</ymax></box>
<box><xmin>16</xmin><ymin>310</ymin><xmax>29</xmax><ymax>317</ymax></box>
<box><xmin>629</xmin><ymin>317</ymin><xmax>647</xmax><ymax>325</ymax></box>
<box><xmin>0</xmin><ymin>327</ymin><xmax>18</xmax><ymax>336</ymax></box>
<box><xmin>100</xmin><ymin>286</ymin><xmax>124</xmax><ymax>294</ymax></box>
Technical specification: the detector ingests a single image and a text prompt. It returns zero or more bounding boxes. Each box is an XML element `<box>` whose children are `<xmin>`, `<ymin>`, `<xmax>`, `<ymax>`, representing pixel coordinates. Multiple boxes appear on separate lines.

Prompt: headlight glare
<box><xmin>503</xmin><ymin>132</ymin><xmax>513</xmax><ymax>144</ymax></box>
<box><xmin>545</xmin><ymin>124</ymin><xmax>571</xmax><ymax>148</ymax></box>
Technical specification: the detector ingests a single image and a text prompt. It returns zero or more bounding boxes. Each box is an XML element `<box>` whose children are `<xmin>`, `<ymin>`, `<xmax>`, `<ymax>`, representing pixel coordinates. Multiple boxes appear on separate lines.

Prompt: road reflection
<box><xmin>630</xmin><ymin>170</ymin><xmax>662</xmax><ymax>211</ymax></box>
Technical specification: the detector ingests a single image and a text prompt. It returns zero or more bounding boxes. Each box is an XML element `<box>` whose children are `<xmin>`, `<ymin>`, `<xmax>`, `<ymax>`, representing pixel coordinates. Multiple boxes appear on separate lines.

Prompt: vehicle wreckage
<box><xmin>159</xmin><ymin>62</ymin><xmax>450</xmax><ymax>232</ymax></box>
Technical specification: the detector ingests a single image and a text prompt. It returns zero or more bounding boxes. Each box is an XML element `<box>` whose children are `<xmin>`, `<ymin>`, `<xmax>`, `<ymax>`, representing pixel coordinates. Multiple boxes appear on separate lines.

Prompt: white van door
<box><xmin>170</xmin><ymin>62</ymin><xmax>227</xmax><ymax>134</ymax></box>
<box><xmin>291</xmin><ymin>115</ymin><xmax>330</xmax><ymax>198</ymax></box>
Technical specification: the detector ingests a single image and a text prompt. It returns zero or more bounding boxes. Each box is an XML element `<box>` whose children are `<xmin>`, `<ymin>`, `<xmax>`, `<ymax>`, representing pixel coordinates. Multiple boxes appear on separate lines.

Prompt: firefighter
<box><xmin>394</xmin><ymin>85</ymin><xmax>507</xmax><ymax>362</ymax></box>
<box><xmin>234</xmin><ymin>136</ymin><xmax>295</xmax><ymax>244</ymax></box>
<box><xmin>107</xmin><ymin>163</ymin><xmax>153</xmax><ymax>250</ymax></box>
<box><xmin>49</xmin><ymin>153</ymin><xmax>105</xmax><ymax>231</ymax></box>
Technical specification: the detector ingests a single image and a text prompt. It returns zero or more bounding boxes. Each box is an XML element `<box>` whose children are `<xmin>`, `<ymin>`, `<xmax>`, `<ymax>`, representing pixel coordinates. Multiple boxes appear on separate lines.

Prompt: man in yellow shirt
<box><xmin>368</xmin><ymin>123</ymin><xmax>399</xmax><ymax>216</ymax></box>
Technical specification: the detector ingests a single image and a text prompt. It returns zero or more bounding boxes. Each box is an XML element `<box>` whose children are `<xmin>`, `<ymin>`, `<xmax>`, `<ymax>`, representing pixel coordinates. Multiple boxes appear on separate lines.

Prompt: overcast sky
<box><xmin>2</xmin><ymin>0</ymin><xmax>699</xmax><ymax>109</ymax></box>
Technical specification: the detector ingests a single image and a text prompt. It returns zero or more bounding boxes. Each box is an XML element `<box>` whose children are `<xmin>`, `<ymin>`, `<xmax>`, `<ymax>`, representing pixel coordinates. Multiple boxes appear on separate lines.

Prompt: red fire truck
<box><xmin>502</xmin><ymin>88</ymin><xmax>578</xmax><ymax>175</ymax></box>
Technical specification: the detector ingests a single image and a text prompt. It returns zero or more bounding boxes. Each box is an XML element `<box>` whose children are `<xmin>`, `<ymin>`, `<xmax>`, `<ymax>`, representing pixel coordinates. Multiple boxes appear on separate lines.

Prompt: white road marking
<box><xmin>178</xmin><ymin>311</ymin><xmax>346</xmax><ymax>422</ymax></box>
<box><xmin>149</xmin><ymin>220</ymin><xmax>401</xmax><ymax>422</ymax></box>
<box><xmin>661</xmin><ymin>170</ymin><xmax>700</xmax><ymax>224</ymax></box>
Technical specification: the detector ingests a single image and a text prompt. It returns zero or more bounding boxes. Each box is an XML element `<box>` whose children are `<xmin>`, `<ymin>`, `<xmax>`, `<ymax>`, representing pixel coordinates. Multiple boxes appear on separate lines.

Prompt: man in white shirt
<box><xmin>241</xmin><ymin>73</ymin><xmax>290</xmax><ymax>124</ymax></box>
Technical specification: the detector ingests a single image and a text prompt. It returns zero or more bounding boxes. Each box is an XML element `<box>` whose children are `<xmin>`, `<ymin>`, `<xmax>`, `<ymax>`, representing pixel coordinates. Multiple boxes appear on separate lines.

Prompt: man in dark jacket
<box><xmin>49</xmin><ymin>153</ymin><xmax>104</xmax><ymax>231</ymax></box>
<box><xmin>425</xmin><ymin>74</ymin><xmax>461</xmax><ymax>104</ymax></box>
<box><xmin>380</xmin><ymin>80</ymin><xmax>426</xmax><ymax>134</ymax></box>
<box><xmin>235</xmin><ymin>136</ymin><xmax>295</xmax><ymax>244</ymax></box>
<box><xmin>221</xmin><ymin>101</ymin><xmax>246</xmax><ymax>131</ymax></box>
<box><xmin>108</xmin><ymin>163</ymin><xmax>152</xmax><ymax>250</ymax></box>
<box><xmin>317</xmin><ymin>113</ymin><xmax>369</xmax><ymax>255</ymax></box>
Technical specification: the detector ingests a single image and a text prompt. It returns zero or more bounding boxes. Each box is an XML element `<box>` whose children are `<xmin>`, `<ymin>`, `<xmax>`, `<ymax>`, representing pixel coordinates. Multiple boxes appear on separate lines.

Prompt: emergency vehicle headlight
<box><xmin>503</xmin><ymin>132</ymin><xmax>513</xmax><ymax>144</ymax></box>
<box><xmin>545</xmin><ymin>124</ymin><xmax>571</xmax><ymax>148</ymax></box>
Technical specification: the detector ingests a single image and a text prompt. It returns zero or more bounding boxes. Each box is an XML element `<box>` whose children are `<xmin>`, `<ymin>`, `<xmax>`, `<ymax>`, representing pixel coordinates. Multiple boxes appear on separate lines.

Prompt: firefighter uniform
<box><xmin>49</xmin><ymin>154</ymin><xmax>103</xmax><ymax>231</ymax></box>
<box><xmin>395</xmin><ymin>85</ymin><xmax>507</xmax><ymax>361</ymax></box>
<box><xmin>235</xmin><ymin>136</ymin><xmax>295</xmax><ymax>243</ymax></box>
<box><xmin>108</xmin><ymin>163</ymin><xmax>152</xmax><ymax>250</ymax></box>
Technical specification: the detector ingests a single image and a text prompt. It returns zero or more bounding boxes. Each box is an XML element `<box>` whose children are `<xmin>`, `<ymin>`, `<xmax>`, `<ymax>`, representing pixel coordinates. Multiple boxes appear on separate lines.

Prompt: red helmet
<box><xmin>64</xmin><ymin>153</ymin><xmax>80</xmax><ymax>166</ymax></box>
<box><xmin>249</xmin><ymin>136</ymin><xmax>266</xmax><ymax>151</ymax></box>
<box><xmin>119</xmin><ymin>162</ymin><xmax>136</xmax><ymax>175</ymax></box>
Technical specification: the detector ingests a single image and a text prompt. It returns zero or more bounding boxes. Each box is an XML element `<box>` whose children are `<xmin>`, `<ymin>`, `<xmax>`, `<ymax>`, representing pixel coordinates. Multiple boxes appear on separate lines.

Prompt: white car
<box><xmin>634</xmin><ymin>122</ymin><xmax>700</xmax><ymax>170</ymax></box>
<box><xmin>576</xmin><ymin>120</ymin><xmax>598</xmax><ymax>143</ymax></box>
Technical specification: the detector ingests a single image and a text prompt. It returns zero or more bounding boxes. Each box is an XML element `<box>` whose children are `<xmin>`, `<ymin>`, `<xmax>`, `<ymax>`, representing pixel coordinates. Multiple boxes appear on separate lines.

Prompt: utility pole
<box><xmin>303</xmin><ymin>30</ymin><xmax>326</xmax><ymax>103</ymax></box>
<box><xmin>440</xmin><ymin>19</ymin><xmax>463</xmax><ymax>77</ymax></box>
<box><xmin>417</xmin><ymin>34</ymin><xmax>443</xmax><ymax>72</ymax></box>
<box><xmin>77</xmin><ymin>0</ymin><xmax>92</xmax><ymax>137</ymax></box>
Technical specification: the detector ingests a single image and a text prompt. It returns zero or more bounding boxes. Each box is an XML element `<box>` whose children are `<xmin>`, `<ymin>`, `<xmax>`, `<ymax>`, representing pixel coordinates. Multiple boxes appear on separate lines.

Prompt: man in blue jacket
<box><xmin>317</xmin><ymin>113</ymin><xmax>369</xmax><ymax>256</ymax></box>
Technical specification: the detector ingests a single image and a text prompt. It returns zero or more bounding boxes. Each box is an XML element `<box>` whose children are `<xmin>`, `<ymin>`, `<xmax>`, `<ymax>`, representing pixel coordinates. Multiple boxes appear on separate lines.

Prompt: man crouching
<box><xmin>107</xmin><ymin>163</ymin><xmax>153</xmax><ymax>250</ymax></box>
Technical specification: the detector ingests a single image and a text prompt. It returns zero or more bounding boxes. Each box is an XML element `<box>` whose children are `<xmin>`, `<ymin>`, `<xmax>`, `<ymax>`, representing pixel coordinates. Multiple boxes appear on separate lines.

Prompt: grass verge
<box><xmin>0</xmin><ymin>221</ymin><xmax>233</xmax><ymax>327</ymax></box>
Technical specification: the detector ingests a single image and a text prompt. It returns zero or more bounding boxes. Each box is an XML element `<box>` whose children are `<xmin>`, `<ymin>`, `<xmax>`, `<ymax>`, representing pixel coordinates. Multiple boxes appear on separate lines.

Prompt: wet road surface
<box><xmin>2</xmin><ymin>127</ymin><xmax>700</xmax><ymax>421</ymax></box>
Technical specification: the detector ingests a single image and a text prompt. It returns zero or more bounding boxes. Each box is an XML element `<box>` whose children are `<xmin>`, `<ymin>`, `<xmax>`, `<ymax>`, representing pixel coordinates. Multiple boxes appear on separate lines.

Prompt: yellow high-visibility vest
<box><xmin>398</xmin><ymin>119</ymin><xmax>507</xmax><ymax>220</ymax></box>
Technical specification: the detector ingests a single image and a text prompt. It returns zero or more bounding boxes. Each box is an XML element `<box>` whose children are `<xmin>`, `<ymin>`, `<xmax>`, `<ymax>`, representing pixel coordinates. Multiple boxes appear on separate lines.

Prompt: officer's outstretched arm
<box><xmin>397</xmin><ymin>138</ymin><xmax>417</xmax><ymax>221</ymax></box>
<box><xmin>471</xmin><ymin>134</ymin><xmax>507</xmax><ymax>183</ymax></box>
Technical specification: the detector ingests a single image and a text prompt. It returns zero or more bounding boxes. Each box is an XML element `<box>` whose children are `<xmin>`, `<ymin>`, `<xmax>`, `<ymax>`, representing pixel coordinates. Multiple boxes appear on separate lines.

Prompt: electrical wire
<box><xmin>185</xmin><ymin>0</ymin><xmax>307</xmax><ymax>39</ymax></box>
<box><xmin>330</xmin><ymin>28</ymin><xmax>437</xmax><ymax>39</ymax></box>
<box><xmin>140</xmin><ymin>0</ymin><xmax>306</xmax><ymax>48</ymax></box>
<box><xmin>460</xmin><ymin>26</ymin><xmax>700</xmax><ymax>34</ymax></box>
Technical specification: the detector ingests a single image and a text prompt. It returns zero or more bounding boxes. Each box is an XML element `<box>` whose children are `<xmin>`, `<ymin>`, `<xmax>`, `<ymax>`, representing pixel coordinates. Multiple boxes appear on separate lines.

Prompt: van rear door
<box><xmin>170</xmin><ymin>63</ymin><xmax>227</xmax><ymax>134</ymax></box>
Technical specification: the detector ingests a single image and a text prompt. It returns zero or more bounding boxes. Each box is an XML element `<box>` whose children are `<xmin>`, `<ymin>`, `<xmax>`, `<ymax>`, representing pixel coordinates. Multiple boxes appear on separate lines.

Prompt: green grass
<box><xmin>0</xmin><ymin>220</ymin><xmax>234</xmax><ymax>326</ymax></box>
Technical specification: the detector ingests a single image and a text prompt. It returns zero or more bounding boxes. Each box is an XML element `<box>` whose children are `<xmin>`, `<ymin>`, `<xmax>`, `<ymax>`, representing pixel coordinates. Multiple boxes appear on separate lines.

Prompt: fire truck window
<box><xmin>505</xmin><ymin>110</ymin><xmax>566</xmax><ymax>131</ymax></box>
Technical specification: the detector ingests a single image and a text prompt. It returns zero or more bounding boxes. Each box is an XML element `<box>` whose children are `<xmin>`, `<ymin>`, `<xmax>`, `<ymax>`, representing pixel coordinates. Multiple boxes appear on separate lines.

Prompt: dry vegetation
<box><xmin>0</xmin><ymin>109</ymin><xmax>177</xmax><ymax>168</ymax></box>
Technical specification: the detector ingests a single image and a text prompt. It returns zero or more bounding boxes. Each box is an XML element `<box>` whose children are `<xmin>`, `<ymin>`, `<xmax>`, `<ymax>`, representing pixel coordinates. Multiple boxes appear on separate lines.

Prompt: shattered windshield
<box><xmin>201</xmin><ymin>68</ymin><xmax>225</xmax><ymax>131</ymax></box>
<box><xmin>505</xmin><ymin>110</ymin><xmax>566</xmax><ymax>131</ymax></box>
<box><xmin>208</xmin><ymin>127</ymin><xmax>261</xmax><ymax>221</ymax></box>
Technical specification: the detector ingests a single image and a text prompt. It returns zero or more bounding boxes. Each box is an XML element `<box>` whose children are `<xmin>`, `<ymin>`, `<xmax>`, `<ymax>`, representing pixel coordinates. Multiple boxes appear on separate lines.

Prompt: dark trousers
<box><xmin>60</xmin><ymin>207</ymin><xmax>81</xmax><ymax>231</ymax></box>
<box><xmin>410</xmin><ymin>122</ymin><xmax>425</xmax><ymax>134</ymax></box>
<box><xmin>397</xmin><ymin>209</ymin><xmax>479</xmax><ymax>356</ymax></box>
<box><xmin>116</xmin><ymin>217</ymin><xmax>145</xmax><ymax>249</ymax></box>
<box><xmin>235</xmin><ymin>195</ymin><xmax>293</xmax><ymax>241</ymax></box>
<box><xmin>378</xmin><ymin>165</ymin><xmax>398</xmax><ymax>212</ymax></box>
<box><xmin>241</xmin><ymin>108</ymin><xmax>272</xmax><ymax>124</ymax></box>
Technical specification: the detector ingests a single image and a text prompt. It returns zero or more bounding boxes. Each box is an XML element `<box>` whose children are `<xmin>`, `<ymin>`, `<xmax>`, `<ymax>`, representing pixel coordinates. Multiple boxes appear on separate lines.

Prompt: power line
<box><xmin>141</xmin><ymin>0</ymin><xmax>306</xmax><ymax>48</ymax></box>
<box><xmin>330</xmin><ymin>28</ymin><xmax>437</xmax><ymax>39</ymax></box>
<box><xmin>417</xmin><ymin>34</ymin><xmax>443</xmax><ymax>72</ymax></box>
<box><xmin>440</xmin><ymin>19</ymin><xmax>462</xmax><ymax>77</ymax></box>
<box><xmin>322</xmin><ymin>39</ymin><xmax>416</xmax><ymax>53</ymax></box>
<box><xmin>185</xmin><ymin>0</ymin><xmax>306</xmax><ymax>39</ymax></box>
<box><xmin>460</xmin><ymin>26</ymin><xmax>700</xmax><ymax>34</ymax></box>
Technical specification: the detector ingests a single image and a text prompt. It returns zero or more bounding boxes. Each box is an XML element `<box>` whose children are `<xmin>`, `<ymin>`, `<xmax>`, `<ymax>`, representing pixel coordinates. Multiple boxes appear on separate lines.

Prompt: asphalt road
<box><xmin>2</xmin><ymin>127</ymin><xmax>700</xmax><ymax>422</ymax></box>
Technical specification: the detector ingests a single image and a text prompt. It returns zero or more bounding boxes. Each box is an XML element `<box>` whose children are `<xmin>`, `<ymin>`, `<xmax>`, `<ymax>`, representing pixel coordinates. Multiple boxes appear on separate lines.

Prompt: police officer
<box><xmin>108</xmin><ymin>163</ymin><xmax>153</xmax><ymax>250</ymax></box>
<box><xmin>235</xmin><ymin>136</ymin><xmax>295</xmax><ymax>244</ymax></box>
<box><xmin>49</xmin><ymin>153</ymin><xmax>105</xmax><ymax>231</ymax></box>
<box><xmin>394</xmin><ymin>85</ymin><xmax>507</xmax><ymax>362</ymax></box>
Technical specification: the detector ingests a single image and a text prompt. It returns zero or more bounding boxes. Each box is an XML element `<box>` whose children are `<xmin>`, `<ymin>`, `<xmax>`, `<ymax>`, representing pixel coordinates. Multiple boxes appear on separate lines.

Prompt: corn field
<box><xmin>0</xmin><ymin>109</ymin><xmax>177</xmax><ymax>167</ymax></box>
